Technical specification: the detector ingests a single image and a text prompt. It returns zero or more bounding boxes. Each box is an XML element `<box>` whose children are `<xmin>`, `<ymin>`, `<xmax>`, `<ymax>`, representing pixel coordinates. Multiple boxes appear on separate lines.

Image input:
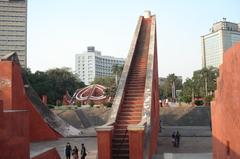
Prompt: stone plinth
<box><xmin>128</xmin><ymin>125</ymin><xmax>145</xmax><ymax>159</ymax></box>
<box><xmin>96</xmin><ymin>126</ymin><xmax>113</xmax><ymax>159</ymax></box>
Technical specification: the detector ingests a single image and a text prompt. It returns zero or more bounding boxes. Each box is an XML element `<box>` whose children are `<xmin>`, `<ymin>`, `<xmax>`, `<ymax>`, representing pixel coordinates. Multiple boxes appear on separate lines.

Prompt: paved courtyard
<box><xmin>153</xmin><ymin>126</ymin><xmax>212</xmax><ymax>159</ymax></box>
<box><xmin>30</xmin><ymin>137</ymin><xmax>97</xmax><ymax>159</ymax></box>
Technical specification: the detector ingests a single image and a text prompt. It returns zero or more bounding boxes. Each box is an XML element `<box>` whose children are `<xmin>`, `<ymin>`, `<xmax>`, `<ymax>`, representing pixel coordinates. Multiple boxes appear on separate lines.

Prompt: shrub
<box><xmin>56</xmin><ymin>100</ymin><xmax>62</xmax><ymax>106</ymax></box>
<box><xmin>47</xmin><ymin>104</ymin><xmax>55</xmax><ymax>109</ymax></box>
<box><xmin>194</xmin><ymin>100</ymin><xmax>204</xmax><ymax>106</ymax></box>
<box><xmin>89</xmin><ymin>100</ymin><xmax>94</xmax><ymax>107</ymax></box>
<box><xmin>204</xmin><ymin>95</ymin><xmax>213</xmax><ymax>106</ymax></box>
<box><xmin>76</xmin><ymin>101</ymin><xmax>82</xmax><ymax>107</ymax></box>
<box><xmin>105</xmin><ymin>102</ymin><xmax>112</xmax><ymax>108</ymax></box>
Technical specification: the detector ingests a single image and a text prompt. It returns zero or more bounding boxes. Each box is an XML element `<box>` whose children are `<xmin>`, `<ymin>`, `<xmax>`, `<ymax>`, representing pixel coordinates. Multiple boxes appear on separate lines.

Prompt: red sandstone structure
<box><xmin>96</xmin><ymin>11</ymin><xmax>160</xmax><ymax>159</ymax></box>
<box><xmin>0</xmin><ymin>53</ymin><xmax>80</xmax><ymax>141</ymax></box>
<box><xmin>64</xmin><ymin>84</ymin><xmax>109</xmax><ymax>105</ymax></box>
<box><xmin>212</xmin><ymin>43</ymin><xmax>240</xmax><ymax>159</ymax></box>
<box><xmin>0</xmin><ymin>53</ymin><xmax>80</xmax><ymax>158</ymax></box>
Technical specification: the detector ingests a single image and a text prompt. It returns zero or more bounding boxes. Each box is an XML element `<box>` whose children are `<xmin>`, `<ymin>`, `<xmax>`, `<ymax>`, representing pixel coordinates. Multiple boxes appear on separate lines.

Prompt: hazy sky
<box><xmin>27</xmin><ymin>0</ymin><xmax>240</xmax><ymax>79</ymax></box>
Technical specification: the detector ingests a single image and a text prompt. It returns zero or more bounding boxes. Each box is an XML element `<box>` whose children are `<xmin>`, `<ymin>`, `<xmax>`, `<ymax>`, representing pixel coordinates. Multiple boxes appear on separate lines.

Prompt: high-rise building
<box><xmin>201</xmin><ymin>19</ymin><xmax>240</xmax><ymax>68</ymax></box>
<box><xmin>0</xmin><ymin>0</ymin><xmax>27</xmax><ymax>67</ymax></box>
<box><xmin>75</xmin><ymin>46</ymin><xmax>125</xmax><ymax>85</ymax></box>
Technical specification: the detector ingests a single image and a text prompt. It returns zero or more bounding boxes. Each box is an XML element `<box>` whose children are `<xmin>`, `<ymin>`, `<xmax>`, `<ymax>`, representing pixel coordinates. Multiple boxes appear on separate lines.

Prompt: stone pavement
<box><xmin>30</xmin><ymin>137</ymin><xmax>97</xmax><ymax>159</ymax></box>
<box><xmin>153</xmin><ymin>126</ymin><xmax>212</xmax><ymax>159</ymax></box>
<box><xmin>160</xmin><ymin>126</ymin><xmax>211</xmax><ymax>137</ymax></box>
<box><xmin>157</xmin><ymin>137</ymin><xmax>212</xmax><ymax>154</ymax></box>
<box><xmin>153</xmin><ymin>153</ymin><xmax>212</xmax><ymax>159</ymax></box>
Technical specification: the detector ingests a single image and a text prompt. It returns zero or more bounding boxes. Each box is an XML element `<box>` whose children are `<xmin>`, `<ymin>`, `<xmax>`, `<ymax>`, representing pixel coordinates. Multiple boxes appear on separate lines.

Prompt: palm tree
<box><xmin>167</xmin><ymin>74</ymin><xmax>178</xmax><ymax>101</ymax></box>
<box><xmin>112</xmin><ymin>64</ymin><xmax>124</xmax><ymax>86</ymax></box>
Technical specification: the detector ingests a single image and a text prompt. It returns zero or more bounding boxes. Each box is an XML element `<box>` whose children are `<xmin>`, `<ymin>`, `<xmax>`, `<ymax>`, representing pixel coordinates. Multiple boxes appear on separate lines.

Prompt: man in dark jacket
<box><xmin>81</xmin><ymin>143</ymin><xmax>87</xmax><ymax>159</ymax></box>
<box><xmin>65</xmin><ymin>142</ymin><xmax>72</xmax><ymax>159</ymax></box>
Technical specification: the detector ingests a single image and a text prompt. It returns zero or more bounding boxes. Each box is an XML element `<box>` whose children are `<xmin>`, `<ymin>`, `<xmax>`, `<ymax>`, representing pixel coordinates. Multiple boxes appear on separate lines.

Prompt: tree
<box><xmin>91</xmin><ymin>76</ymin><xmax>116</xmax><ymax>97</ymax></box>
<box><xmin>91</xmin><ymin>76</ymin><xmax>115</xmax><ymax>87</ymax></box>
<box><xmin>192</xmin><ymin>67</ymin><xmax>218</xmax><ymax>97</ymax></box>
<box><xmin>179</xmin><ymin>66</ymin><xmax>219</xmax><ymax>103</ymax></box>
<box><xmin>179</xmin><ymin>78</ymin><xmax>194</xmax><ymax>103</ymax></box>
<box><xmin>112</xmin><ymin>64</ymin><xmax>124</xmax><ymax>86</ymax></box>
<box><xmin>160</xmin><ymin>74</ymin><xmax>182</xmax><ymax>100</ymax></box>
<box><xmin>23</xmin><ymin>67</ymin><xmax>85</xmax><ymax>105</ymax></box>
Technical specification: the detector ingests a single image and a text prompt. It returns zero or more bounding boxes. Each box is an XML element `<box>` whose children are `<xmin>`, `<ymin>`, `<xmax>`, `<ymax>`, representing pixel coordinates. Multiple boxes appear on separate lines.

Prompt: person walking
<box><xmin>72</xmin><ymin>146</ymin><xmax>79</xmax><ymax>159</ymax></box>
<box><xmin>65</xmin><ymin>142</ymin><xmax>72</xmax><ymax>159</ymax></box>
<box><xmin>171</xmin><ymin>131</ymin><xmax>176</xmax><ymax>147</ymax></box>
<box><xmin>176</xmin><ymin>131</ymin><xmax>181</xmax><ymax>147</ymax></box>
<box><xmin>81</xmin><ymin>144</ymin><xmax>87</xmax><ymax>159</ymax></box>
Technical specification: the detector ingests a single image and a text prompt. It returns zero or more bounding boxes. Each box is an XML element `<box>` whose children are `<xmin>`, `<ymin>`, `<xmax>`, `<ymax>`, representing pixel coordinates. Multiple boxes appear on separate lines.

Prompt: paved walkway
<box><xmin>30</xmin><ymin>137</ymin><xmax>97</xmax><ymax>159</ymax></box>
<box><xmin>154</xmin><ymin>126</ymin><xmax>212</xmax><ymax>159</ymax></box>
<box><xmin>153</xmin><ymin>153</ymin><xmax>212</xmax><ymax>159</ymax></box>
<box><xmin>160</xmin><ymin>126</ymin><xmax>211</xmax><ymax>137</ymax></box>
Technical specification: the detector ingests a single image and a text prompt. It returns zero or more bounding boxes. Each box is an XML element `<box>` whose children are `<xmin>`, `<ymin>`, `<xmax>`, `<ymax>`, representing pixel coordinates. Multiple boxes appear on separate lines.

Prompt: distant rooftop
<box><xmin>211</xmin><ymin>18</ymin><xmax>240</xmax><ymax>32</ymax></box>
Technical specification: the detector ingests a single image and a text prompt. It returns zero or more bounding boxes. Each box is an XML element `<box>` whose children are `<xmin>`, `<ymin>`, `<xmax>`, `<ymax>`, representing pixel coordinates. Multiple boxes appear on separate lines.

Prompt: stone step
<box><xmin>116</xmin><ymin>120</ymin><xmax>140</xmax><ymax>124</ymax></box>
<box><xmin>123</xmin><ymin>101</ymin><xmax>143</xmax><ymax>104</ymax></box>
<box><xmin>118</xmin><ymin>116</ymin><xmax>141</xmax><ymax>120</ymax></box>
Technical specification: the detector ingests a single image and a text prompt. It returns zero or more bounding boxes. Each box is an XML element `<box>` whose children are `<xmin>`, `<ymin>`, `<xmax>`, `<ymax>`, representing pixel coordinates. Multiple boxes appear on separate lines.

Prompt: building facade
<box><xmin>0</xmin><ymin>0</ymin><xmax>27</xmax><ymax>67</ymax></box>
<box><xmin>75</xmin><ymin>46</ymin><xmax>125</xmax><ymax>85</ymax></box>
<box><xmin>201</xmin><ymin>19</ymin><xmax>240</xmax><ymax>68</ymax></box>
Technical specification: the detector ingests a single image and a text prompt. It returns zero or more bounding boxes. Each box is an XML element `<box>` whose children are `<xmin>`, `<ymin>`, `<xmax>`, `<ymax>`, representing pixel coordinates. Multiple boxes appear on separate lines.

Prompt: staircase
<box><xmin>112</xmin><ymin>18</ymin><xmax>152</xmax><ymax>159</ymax></box>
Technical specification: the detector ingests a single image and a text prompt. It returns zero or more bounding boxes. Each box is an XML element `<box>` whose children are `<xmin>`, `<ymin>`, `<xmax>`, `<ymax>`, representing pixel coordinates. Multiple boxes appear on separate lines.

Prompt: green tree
<box><xmin>91</xmin><ymin>76</ymin><xmax>115</xmax><ymax>87</ymax></box>
<box><xmin>112</xmin><ymin>64</ymin><xmax>124</xmax><ymax>86</ymax></box>
<box><xmin>23</xmin><ymin>67</ymin><xmax>85</xmax><ymax>105</ymax></box>
<box><xmin>179</xmin><ymin>66</ymin><xmax>218</xmax><ymax>103</ymax></box>
<box><xmin>160</xmin><ymin>74</ymin><xmax>182</xmax><ymax>99</ymax></box>
<box><xmin>192</xmin><ymin>67</ymin><xmax>218</xmax><ymax>97</ymax></box>
<box><xmin>91</xmin><ymin>76</ymin><xmax>116</xmax><ymax>98</ymax></box>
<box><xmin>179</xmin><ymin>78</ymin><xmax>194</xmax><ymax>103</ymax></box>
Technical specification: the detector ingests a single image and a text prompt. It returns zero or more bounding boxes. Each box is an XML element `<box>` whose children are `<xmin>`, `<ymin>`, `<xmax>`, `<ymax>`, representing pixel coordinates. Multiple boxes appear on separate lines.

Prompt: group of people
<box><xmin>65</xmin><ymin>142</ymin><xmax>87</xmax><ymax>159</ymax></box>
<box><xmin>171</xmin><ymin>131</ymin><xmax>181</xmax><ymax>147</ymax></box>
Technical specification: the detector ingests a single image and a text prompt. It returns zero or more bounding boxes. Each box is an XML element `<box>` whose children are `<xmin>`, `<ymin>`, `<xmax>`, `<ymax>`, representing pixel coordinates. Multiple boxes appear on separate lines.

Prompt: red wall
<box><xmin>212</xmin><ymin>43</ymin><xmax>240</xmax><ymax>159</ymax></box>
<box><xmin>0</xmin><ymin>108</ymin><xmax>30</xmax><ymax>159</ymax></box>
<box><xmin>0</xmin><ymin>61</ymin><xmax>59</xmax><ymax>141</ymax></box>
<box><xmin>31</xmin><ymin>148</ymin><xmax>61</xmax><ymax>159</ymax></box>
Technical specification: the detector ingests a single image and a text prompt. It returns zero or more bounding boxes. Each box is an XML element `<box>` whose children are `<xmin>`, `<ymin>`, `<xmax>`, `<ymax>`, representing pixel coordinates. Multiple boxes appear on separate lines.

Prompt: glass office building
<box><xmin>202</xmin><ymin>19</ymin><xmax>240</xmax><ymax>68</ymax></box>
<box><xmin>75</xmin><ymin>46</ymin><xmax>125</xmax><ymax>85</ymax></box>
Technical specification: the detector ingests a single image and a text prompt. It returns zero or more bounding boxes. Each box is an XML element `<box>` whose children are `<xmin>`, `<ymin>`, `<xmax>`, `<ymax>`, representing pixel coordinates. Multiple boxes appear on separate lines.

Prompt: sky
<box><xmin>27</xmin><ymin>0</ymin><xmax>240</xmax><ymax>80</ymax></box>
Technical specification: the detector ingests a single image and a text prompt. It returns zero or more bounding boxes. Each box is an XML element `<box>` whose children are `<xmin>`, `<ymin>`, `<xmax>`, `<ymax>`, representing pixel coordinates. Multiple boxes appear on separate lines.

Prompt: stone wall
<box><xmin>0</xmin><ymin>100</ymin><xmax>30</xmax><ymax>159</ymax></box>
<box><xmin>211</xmin><ymin>43</ymin><xmax>240</xmax><ymax>159</ymax></box>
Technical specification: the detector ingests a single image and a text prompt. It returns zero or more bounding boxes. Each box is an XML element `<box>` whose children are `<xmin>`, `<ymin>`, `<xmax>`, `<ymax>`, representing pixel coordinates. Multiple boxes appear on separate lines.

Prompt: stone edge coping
<box><xmin>95</xmin><ymin>125</ymin><xmax>113</xmax><ymax>131</ymax></box>
<box><xmin>30</xmin><ymin>147</ymin><xmax>57</xmax><ymax>158</ymax></box>
<box><xmin>127</xmin><ymin>125</ymin><xmax>145</xmax><ymax>131</ymax></box>
<box><xmin>4</xmin><ymin>109</ymin><xmax>28</xmax><ymax>113</ymax></box>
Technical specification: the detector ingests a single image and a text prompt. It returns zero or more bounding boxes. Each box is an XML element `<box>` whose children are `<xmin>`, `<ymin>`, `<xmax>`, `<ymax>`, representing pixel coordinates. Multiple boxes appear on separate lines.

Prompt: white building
<box><xmin>75</xmin><ymin>46</ymin><xmax>125</xmax><ymax>85</ymax></box>
<box><xmin>201</xmin><ymin>18</ymin><xmax>240</xmax><ymax>68</ymax></box>
<box><xmin>0</xmin><ymin>0</ymin><xmax>27</xmax><ymax>67</ymax></box>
